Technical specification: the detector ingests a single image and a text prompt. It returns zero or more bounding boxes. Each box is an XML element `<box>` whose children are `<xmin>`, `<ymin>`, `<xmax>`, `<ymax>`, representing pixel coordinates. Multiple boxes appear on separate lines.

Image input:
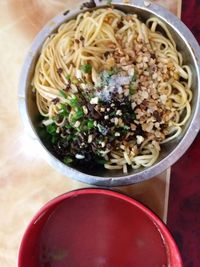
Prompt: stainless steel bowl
<box><xmin>18</xmin><ymin>0</ymin><xmax>200</xmax><ymax>186</ymax></box>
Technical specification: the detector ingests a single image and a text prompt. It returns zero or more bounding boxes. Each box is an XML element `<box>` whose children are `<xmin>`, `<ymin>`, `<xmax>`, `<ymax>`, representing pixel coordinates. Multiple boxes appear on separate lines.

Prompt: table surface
<box><xmin>0</xmin><ymin>1</ymin><xmax>182</xmax><ymax>266</ymax></box>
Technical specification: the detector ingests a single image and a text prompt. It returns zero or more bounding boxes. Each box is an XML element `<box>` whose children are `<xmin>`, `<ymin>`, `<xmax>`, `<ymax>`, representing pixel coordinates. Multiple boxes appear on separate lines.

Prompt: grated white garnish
<box><xmin>116</xmin><ymin>110</ymin><xmax>122</xmax><ymax>116</ymax></box>
<box><xmin>95</xmin><ymin>75</ymin><xmax>131</xmax><ymax>101</ymax></box>
<box><xmin>109</xmin><ymin>75</ymin><xmax>131</xmax><ymax>86</ymax></box>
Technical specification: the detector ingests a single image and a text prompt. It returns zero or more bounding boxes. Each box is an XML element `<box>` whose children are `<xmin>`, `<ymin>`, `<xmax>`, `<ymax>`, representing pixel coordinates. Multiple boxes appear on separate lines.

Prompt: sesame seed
<box><xmin>87</xmin><ymin>135</ymin><xmax>92</xmax><ymax>143</ymax></box>
<box><xmin>90</xmin><ymin>97</ymin><xmax>99</xmax><ymax>104</ymax></box>
<box><xmin>75</xmin><ymin>154</ymin><xmax>85</xmax><ymax>159</ymax></box>
<box><xmin>74</xmin><ymin>121</ymin><xmax>80</xmax><ymax>128</ymax></box>
<box><xmin>83</xmin><ymin>106</ymin><xmax>88</xmax><ymax>115</ymax></box>
<box><xmin>131</xmin><ymin>102</ymin><xmax>137</xmax><ymax>110</ymax></box>
<box><xmin>114</xmin><ymin>117</ymin><xmax>119</xmax><ymax>125</ymax></box>
<box><xmin>101</xmin><ymin>142</ymin><xmax>106</xmax><ymax>148</ymax></box>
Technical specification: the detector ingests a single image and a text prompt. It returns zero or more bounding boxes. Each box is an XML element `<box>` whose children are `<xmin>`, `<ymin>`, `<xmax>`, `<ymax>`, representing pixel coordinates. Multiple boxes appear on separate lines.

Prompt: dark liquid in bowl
<box><xmin>39</xmin><ymin>194</ymin><xmax>168</xmax><ymax>267</ymax></box>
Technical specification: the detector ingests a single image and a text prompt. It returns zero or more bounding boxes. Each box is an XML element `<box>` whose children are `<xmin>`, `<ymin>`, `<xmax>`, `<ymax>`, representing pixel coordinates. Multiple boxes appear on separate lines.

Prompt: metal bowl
<box><xmin>18</xmin><ymin>0</ymin><xmax>200</xmax><ymax>186</ymax></box>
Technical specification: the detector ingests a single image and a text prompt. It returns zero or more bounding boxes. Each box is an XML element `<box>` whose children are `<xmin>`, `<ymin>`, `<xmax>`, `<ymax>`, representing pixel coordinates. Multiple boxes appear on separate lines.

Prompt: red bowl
<box><xmin>18</xmin><ymin>189</ymin><xmax>183</xmax><ymax>267</ymax></box>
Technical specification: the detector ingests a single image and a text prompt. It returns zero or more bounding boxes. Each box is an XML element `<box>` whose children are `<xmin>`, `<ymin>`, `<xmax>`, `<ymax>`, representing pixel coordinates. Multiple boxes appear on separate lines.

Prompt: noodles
<box><xmin>32</xmin><ymin>8</ymin><xmax>192</xmax><ymax>173</ymax></box>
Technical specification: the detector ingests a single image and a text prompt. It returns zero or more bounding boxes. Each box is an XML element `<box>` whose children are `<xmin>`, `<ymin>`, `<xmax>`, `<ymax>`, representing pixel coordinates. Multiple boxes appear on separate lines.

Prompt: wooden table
<box><xmin>0</xmin><ymin>1</ymin><xmax>181</xmax><ymax>266</ymax></box>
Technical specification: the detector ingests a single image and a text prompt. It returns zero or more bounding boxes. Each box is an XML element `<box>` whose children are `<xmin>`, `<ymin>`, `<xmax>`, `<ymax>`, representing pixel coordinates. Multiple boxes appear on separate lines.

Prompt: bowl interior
<box><xmin>18</xmin><ymin>189</ymin><xmax>182</xmax><ymax>267</ymax></box>
<box><xmin>21</xmin><ymin>1</ymin><xmax>200</xmax><ymax>183</ymax></box>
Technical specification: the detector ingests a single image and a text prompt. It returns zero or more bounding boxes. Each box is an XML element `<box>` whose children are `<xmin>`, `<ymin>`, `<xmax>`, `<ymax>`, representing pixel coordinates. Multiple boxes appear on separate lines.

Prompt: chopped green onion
<box><xmin>72</xmin><ymin>79</ymin><xmax>79</xmax><ymax>84</ymax></box>
<box><xmin>73</xmin><ymin>108</ymin><xmax>84</xmax><ymax>121</ymax></box>
<box><xmin>97</xmin><ymin>124</ymin><xmax>108</xmax><ymax>135</ymax></box>
<box><xmin>60</xmin><ymin>104</ymin><xmax>69</xmax><ymax>117</ymax></box>
<box><xmin>81</xmin><ymin>63</ymin><xmax>92</xmax><ymax>73</ymax></box>
<box><xmin>87</xmin><ymin>119</ymin><xmax>94</xmax><ymax>129</ymax></box>
<box><xmin>131</xmin><ymin>73</ymin><xmax>137</xmax><ymax>82</ymax></box>
<box><xmin>107</xmin><ymin>67</ymin><xmax>118</xmax><ymax>76</ymax></box>
<box><xmin>129</xmin><ymin>83</ymin><xmax>137</xmax><ymax>95</ymax></box>
<box><xmin>131</xmin><ymin>112</ymin><xmax>136</xmax><ymax>120</ymax></box>
<box><xmin>123</xmin><ymin>125</ymin><xmax>130</xmax><ymax>130</ymax></box>
<box><xmin>70</xmin><ymin>97</ymin><xmax>79</xmax><ymax>107</ymax></box>
<box><xmin>66</xmin><ymin>74</ymin><xmax>71</xmax><ymax>80</ymax></box>
<box><xmin>67</xmin><ymin>135</ymin><xmax>73</xmax><ymax>141</ymax></box>
<box><xmin>96</xmin><ymin>158</ymin><xmax>107</xmax><ymax>165</ymax></box>
<box><xmin>51</xmin><ymin>135</ymin><xmax>58</xmax><ymax>144</ymax></box>
<box><xmin>59</xmin><ymin>89</ymin><xmax>67</xmax><ymax>98</ymax></box>
<box><xmin>46</xmin><ymin>123</ymin><xmax>57</xmax><ymax>135</ymax></box>
<box><xmin>109</xmin><ymin>111</ymin><xmax>116</xmax><ymax>117</ymax></box>
<box><xmin>65</xmin><ymin>124</ymin><xmax>72</xmax><ymax>129</ymax></box>
<box><xmin>51</xmin><ymin>116</ymin><xmax>57</xmax><ymax>121</ymax></box>
<box><xmin>63</xmin><ymin>156</ymin><xmax>73</xmax><ymax>164</ymax></box>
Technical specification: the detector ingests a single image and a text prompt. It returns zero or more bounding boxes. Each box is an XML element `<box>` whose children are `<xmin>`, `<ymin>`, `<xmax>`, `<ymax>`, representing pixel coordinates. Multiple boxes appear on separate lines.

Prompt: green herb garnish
<box><xmin>96</xmin><ymin>158</ymin><xmax>107</xmax><ymax>165</ymax></box>
<box><xmin>65</xmin><ymin>123</ymin><xmax>73</xmax><ymax>129</ymax></box>
<box><xmin>67</xmin><ymin>135</ymin><xmax>73</xmax><ymax>141</ymax></box>
<box><xmin>63</xmin><ymin>156</ymin><xmax>73</xmax><ymax>164</ymax></box>
<box><xmin>70</xmin><ymin>97</ymin><xmax>79</xmax><ymax>107</ymax></box>
<box><xmin>129</xmin><ymin>83</ymin><xmax>137</xmax><ymax>95</ymax></box>
<box><xmin>81</xmin><ymin>63</ymin><xmax>92</xmax><ymax>73</ymax></box>
<box><xmin>131</xmin><ymin>72</ymin><xmax>137</xmax><ymax>82</ymax></box>
<box><xmin>47</xmin><ymin>123</ymin><xmax>57</xmax><ymax>135</ymax></box>
<box><xmin>87</xmin><ymin>119</ymin><xmax>94</xmax><ymax>129</ymax></box>
<box><xmin>97</xmin><ymin>124</ymin><xmax>108</xmax><ymax>135</ymax></box>
<box><xmin>60</xmin><ymin>103</ymin><xmax>69</xmax><ymax>117</ymax></box>
<box><xmin>123</xmin><ymin>125</ymin><xmax>130</xmax><ymax>130</ymax></box>
<box><xmin>109</xmin><ymin>111</ymin><xmax>116</xmax><ymax>117</ymax></box>
<box><xmin>59</xmin><ymin>89</ymin><xmax>67</xmax><ymax>98</ymax></box>
<box><xmin>72</xmin><ymin>108</ymin><xmax>84</xmax><ymax>121</ymax></box>
<box><xmin>72</xmin><ymin>79</ymin><xmax>79</xmax><ymax>84</ymax></box>
<box><xmin>107</xmin><ymin>67</ymin><xmax>118</xmax><ymax>76</ymax></box>
<box><xmin>51</xmin><ymin>135</ymin><xmax>58</xmax><ymax>144</ymax></box>
<box><xmin>66</xmin><ymin>74</ymin><xmax>71</xmax><ymax>81</ymax></box>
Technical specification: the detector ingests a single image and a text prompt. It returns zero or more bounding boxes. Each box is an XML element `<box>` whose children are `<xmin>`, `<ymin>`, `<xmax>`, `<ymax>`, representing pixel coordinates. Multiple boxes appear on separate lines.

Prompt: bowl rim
<box><xmin>18</xmin><ymin>0</ymin><xmax>200</xmax><ymax>186</ymax></box>
<box><xmin>18</xmin><ymin>188</ymin><xmax>183</xmax><ymax>267</ymax></box>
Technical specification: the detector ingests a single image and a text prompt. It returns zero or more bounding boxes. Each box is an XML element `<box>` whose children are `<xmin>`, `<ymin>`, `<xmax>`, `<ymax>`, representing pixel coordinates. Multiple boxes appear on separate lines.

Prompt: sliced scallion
<box><xmin>63</xmin><ymin>156</ymin><xmax>73</xmax><ymax>164</ymax></box>
<box><xmin>59</xmin><ymin>89</ymin><xmax>67</xmax><ymax>98</ymax></box>
<box><xmin>81</xmin><ymin>63</ymin><xmax>92</xmax><ymax>73</ymax></box>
